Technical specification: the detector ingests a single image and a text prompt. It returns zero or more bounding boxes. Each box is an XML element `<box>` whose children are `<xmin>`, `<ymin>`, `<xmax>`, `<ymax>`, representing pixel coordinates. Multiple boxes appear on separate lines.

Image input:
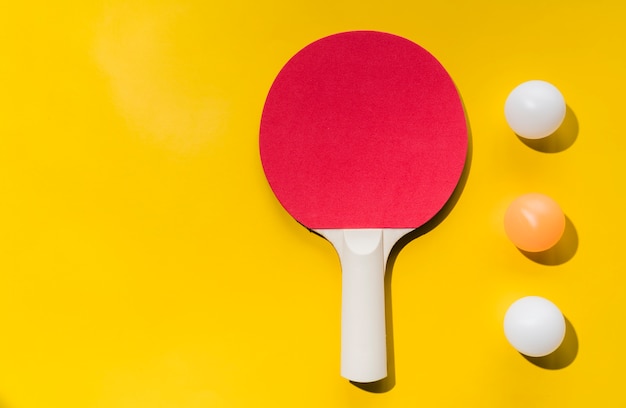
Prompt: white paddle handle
<box><xmin>316</xmin><ymin>228</ymin><xmax>411</xmax><ymax>383</ymax></box>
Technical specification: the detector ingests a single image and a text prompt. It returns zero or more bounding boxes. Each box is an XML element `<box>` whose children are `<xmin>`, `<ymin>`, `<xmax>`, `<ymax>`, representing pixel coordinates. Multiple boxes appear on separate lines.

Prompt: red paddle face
<box><xmin>260</xmin><ymin>31</ymin><xmax>467</xmax><ymax>230</ymax></box>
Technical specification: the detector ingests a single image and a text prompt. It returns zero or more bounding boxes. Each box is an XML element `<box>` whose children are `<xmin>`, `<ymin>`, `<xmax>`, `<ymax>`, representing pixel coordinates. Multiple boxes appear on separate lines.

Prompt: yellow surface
<box><xmin>1</xmin><ymin>1</ymin><xmax>625</xmax><ymax>406</ymax></box>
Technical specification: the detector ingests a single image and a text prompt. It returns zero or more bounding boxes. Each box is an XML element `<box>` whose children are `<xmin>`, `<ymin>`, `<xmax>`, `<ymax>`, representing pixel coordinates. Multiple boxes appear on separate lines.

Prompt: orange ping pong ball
<box><xmin>504</xmin><ymin>193</ymin><xmax>565</xmax><ymax>252</ymax></box>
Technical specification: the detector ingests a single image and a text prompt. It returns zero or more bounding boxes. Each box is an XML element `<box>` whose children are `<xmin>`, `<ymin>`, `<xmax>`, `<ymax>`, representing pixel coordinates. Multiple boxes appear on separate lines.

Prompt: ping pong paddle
<box><xmin>259</xmin><ymin>31</ymin><xmax>467</xmax><ymax>383</ymax></box>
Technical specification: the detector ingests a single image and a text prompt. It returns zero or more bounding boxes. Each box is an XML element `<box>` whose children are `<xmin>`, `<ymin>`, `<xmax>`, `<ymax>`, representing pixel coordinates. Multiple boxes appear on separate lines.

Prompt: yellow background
<box><xmin>1</xmin><ymin>0</ymin><xmax>624</xmax><ymax>406</ymax></box>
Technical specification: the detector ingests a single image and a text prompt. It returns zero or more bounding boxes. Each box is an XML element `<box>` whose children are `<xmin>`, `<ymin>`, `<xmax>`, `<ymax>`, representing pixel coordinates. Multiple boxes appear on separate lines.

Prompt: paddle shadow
<box><xmin>352</xmin><ymin>103</ymin><xmax>474</xmax><ymax>393</ymax></box>
<box><xmin>519</xmin><ymin>216</ymin><xmax>578</xmax><ymax>266</ymax></box>
<box><xmin>517</xmin><ymin>105</ymin><xmax>579</xmax><ymax>153</ymax></box>
<box><xmin>523</xmin><ymin>316</ymin><xmax>578</xmax><ymax>369</ymax></box>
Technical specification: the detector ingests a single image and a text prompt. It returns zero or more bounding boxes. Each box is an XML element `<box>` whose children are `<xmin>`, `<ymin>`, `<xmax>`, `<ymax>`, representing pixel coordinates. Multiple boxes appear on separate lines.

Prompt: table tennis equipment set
<box><xmin>259</xmin><ymin>29</ymin><xmax>573</xmax><ymax>383</ymax></box>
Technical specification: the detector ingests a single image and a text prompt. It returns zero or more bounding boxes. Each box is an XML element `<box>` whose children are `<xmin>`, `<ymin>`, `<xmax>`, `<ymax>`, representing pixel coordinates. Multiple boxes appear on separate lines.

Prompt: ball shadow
<box><xmin>517</xmin><ymin>105</ymin><xmax>578</xmax><ymax>153</ymax></box>
<box><xmin>522</xmin><ymin>316</ymin><xmax>578</xmax><ymax>369</ymax></box>
<box><xmin>519</xmin><ymin>216</ymin><xmax>578</xmax><ymax>266</ymax></box>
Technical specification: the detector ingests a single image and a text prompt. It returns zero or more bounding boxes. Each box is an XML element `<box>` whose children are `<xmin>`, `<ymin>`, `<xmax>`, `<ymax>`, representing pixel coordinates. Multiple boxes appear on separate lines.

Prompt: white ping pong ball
<box><xmin>504</xmin><ymin>80</ymin><xmax>566</xmax><ymax>139</ymax></box>
<box><xmin>504</xmin><ymin>296</ymin><xmax>566</xmax><ymax>357</ymax></box>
